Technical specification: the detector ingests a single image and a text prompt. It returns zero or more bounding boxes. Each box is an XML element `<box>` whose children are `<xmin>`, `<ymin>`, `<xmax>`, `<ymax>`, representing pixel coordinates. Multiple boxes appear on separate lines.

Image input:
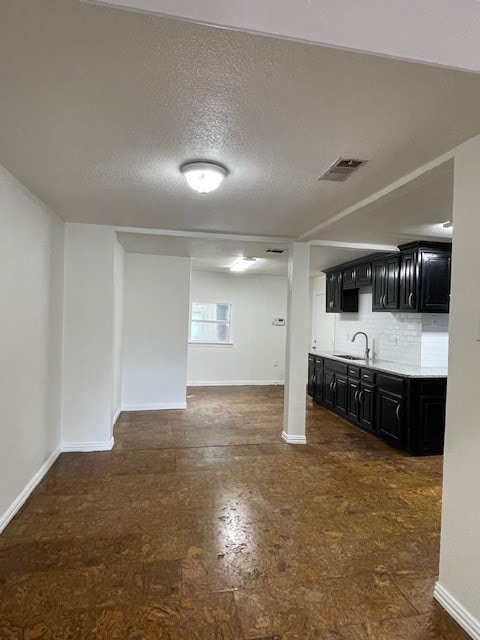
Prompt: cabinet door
<box><xmin>322</xmin><ymin>369</ymin><xmax>335</xmax><ymax>408</ymax></box>
<box><xmin>313</xmin><ymin>367</ymin><xmax>323</xmax><ymax>404</ymax></box>
<box><xmin>376</xmin><ymin>390</ymin><xmax>405</xmax><ymax>448</ymax></box>
<box><xmin>308</xmin><ymin>356</ymin><xmax>315</xmax><ymax>397</ymax></box>
<box><xmin>333</xmin><ymin>374</ymin><xmax>348</xmax><ymax>416</ymax></box>
<box><xmin>343</xmin><ymin>266</ymin><xmax>356</xmax><ymax>289</ymax></box>
<box><xmin>347</xmin><ymin>378</ymin><xmax>360</xmax><ymax>422</ymax></box>
<box><xmin>332</xmin><ymin>271</ymin><xmax>343</xmax><ymax>311</ymax></box>
<box><xmin>399</xmin><ymin>251</ymin><xmax>417</xmax><ymax>311</ymax></box>
<box><xmin>359</xmin><ymin>383</ymin><xmax>376</xmax><ymax>433</ymax></box>
<box><xmin>419</xmin><ymin>250</ymin><xmax>451</xmax><ymax>313</ymax></box>
<box><xmin>372</xmin><ymin>260</ymin><xmax>386</xmax><ymax>310</ymax></box>
<box><xmin>384</xmin><ymin>256</ymin><xmax>400</xmax><ymax>310</ymax></box>
<box><xmin>326</xmin><ymin>273</ymin><xmax>336</xmax><ymax>313</ymax></box>
<box><xmin>356</xmin><ymin>262</ymin><xmax>372</xmax><ymax>286</ymax></box>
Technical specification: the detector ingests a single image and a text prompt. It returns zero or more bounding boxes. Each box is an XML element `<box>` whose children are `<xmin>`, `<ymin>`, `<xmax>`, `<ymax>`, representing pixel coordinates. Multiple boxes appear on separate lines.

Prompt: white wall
<box><xmin>310</xmin><ymin>274</ymin><xmax>335</xmax><ymax>353</ymax></box>
<box><xmin>334</xmin><ymin>289</ymin><xmax>449</xmax><ymax>366</ymax></box>
<box><xmin>437</xmin><ymin>133</ymin><xmax>480</xmax><ymax>631</ymax></box>
<box><xmin>112</xmin><ymin>239</ymin><xmax>125</xmax><ymax>422</ymax></box>
<box><xmin>122</xmin><ymin>253</ymin><xmax>191</xmax><ymax>409</ymax></box>
<box><xmin>0</xmin><ymin>166</ymin><xmax>64</xmax><ymax>530</ymax></box>
<box><xmin>62</xmin><ymin>224</ymin><xmax>117</xmax><ymax>450</ymax></box>
<box><xmin>187</xmin><ymin>271</ymin><xmax>287</xmax><ymax>385</ymax></box>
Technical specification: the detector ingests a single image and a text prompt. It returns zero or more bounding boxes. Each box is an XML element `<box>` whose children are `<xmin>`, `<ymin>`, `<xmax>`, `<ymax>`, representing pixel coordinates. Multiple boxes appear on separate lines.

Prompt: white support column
<box><xmin>282</xmin><ymin>241</ymin><xmax>310</xmax><ymax>444</ymax></box>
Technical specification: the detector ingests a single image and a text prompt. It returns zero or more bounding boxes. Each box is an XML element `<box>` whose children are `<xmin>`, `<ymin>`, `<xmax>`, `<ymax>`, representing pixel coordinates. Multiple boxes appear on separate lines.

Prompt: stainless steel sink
<box><xmin>333</xmin><ymin>354</ymin><xmax>365</xmax><ymax>361</ymax></box>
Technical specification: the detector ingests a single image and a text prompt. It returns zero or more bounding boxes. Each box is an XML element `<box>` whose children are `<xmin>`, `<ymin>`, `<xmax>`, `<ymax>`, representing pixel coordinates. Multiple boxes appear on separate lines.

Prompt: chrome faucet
<box><xmin>351</xmin><ymin>331</ymin><xmax>370</xmax><ymax>360</ymax></box>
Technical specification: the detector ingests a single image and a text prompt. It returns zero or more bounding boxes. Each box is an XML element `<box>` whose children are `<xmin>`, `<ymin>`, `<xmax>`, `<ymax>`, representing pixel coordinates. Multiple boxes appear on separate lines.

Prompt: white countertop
<box><xmin>311</xmin><ymin>351</ymin><xmax>448</xmax><ymax>378</ymax></box>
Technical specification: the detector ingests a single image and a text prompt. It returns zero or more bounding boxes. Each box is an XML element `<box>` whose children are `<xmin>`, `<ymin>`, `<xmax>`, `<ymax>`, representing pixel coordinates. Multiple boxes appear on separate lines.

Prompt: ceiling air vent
<box><xmin>318</xmin><ymin>158</ymin><xmax>367</xmax><ymax>182</ymax></box>
<box><xmin>266</xmin><ymin>248</ymin><xmax>286</xmax><ymax>254</ymax></box>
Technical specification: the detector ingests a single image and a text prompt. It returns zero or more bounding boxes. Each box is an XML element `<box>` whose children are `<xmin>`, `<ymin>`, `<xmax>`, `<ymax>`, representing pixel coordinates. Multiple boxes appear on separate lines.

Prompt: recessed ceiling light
<box><xmin>181</xmin><ymin>161</ymin><xmax>227</xmax><ymax>194</ymax></box>
<box><xmin>443</xmin><ymin>221</ymin><xmax>453</xmax><ymax>229</ymax></box>
<box><xmin>230</xmin><ymin>257</ymin><xmax>256</xmax><ymax>272</ymax></box>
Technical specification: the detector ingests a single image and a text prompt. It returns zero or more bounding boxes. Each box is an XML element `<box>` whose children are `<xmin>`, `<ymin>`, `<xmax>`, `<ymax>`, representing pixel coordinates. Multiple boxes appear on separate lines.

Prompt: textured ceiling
<box><xmin>116</xmin><ymin>233</ymin><xmax>290</xmax><ymax>275</ymax></box>
<box><xmin>1</xmin><ymin>0</ymin><xmax>479</xmax><ymax>241</ymax></box>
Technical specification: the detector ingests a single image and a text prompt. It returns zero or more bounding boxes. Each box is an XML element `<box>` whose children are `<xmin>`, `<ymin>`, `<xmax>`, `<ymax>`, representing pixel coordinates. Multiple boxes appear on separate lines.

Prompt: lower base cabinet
<box><xmin>308</xmin><ymin>355</ymin><xmax>446</xmax><ymax>455</ymax></box>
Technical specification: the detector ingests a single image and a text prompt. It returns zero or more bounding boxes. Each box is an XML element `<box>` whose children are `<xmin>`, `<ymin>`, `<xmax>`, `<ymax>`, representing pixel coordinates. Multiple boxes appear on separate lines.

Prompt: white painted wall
<box><xmin>62</xmin><ymin>224</ymin><xmax>117</xmax><ymax>450</ymax></box>
<box><xmin>310</xmin><ymin>274</ymin><xmax>335</xmax><ymax>354</ymax></box>
<box><xmin>112</xmin><ymin>239</ymin><xmax>125</xmax><ymax>423</ymax></box>
<box><xmin>437</xmin><ymin>134</ymin><xmax>480</xmax><ymax>632</ymax></box>
<box><xmin>187</xmin><ymin>271</ymin><xmax>287</xmax><ymax>385</ymax></box>
<box><xmin>122</xmin><ymin>253</ymin><xmax>191</xmax><ymax>409</ymax></box>
<box><xmin>333</xmin><ymin>289</ymin><xmax>449</xmax><ymax>367</ymax></box>
<box><xmin>0</xmin><ymin>166</ymin><xmax>64</xmax><ymax>530</ymax></box>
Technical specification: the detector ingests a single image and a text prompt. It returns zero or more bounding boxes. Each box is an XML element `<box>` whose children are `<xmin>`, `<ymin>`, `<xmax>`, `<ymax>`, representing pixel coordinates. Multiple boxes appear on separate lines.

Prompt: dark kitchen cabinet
<box><xmin>372</xmin><ymin>256</ymin><xmax>400</xmax><ymax>311</ymax></box>
<box><xmin>313</xmin><ymin>357</ymin><xmax>323</xmax><ymax>405</ymax></box>
<box><xmin>376</xmin><ymin>389</ymin><xmax>406</xmax><ymax>448</ymax></box>
<box><xmin>333</xmin><ymin>374</ymin><xmax>348</xmax><ymax>417</ymax></box>
<box><xmin>326</xmin><ymin>270</ymin><xmax>359</xmax><ymax>313</ymax></box>
<box><xmin>356</xmin><ymin>262</ymin><xmax>372</xmax><ymax>286</ymax></box>
<box><xmin>347</xmin><ymin>378</ymin><xmax>361</xmax><ymax>422</ymax></box>
<box><xmin>342</xmin><ymin>266</ymin><xmax>356</xmax><ymax>289</ymax></box>
<box><xmin>358</xmin><ymin>383</ymin><xmax>375</xmax><ymax>433</ymax></box>
<box><xmin>308</xmin><ymin>355</ymin><xmax>315</xmax><ymax>397</ymax></box>
<box><xmin>399</xmin><ymin>243</ymin><xmax>452</xmax><ymax>313</ymax></box>
<box><xmin>309</xmin><ymin>355</ymin><xmax>446</xmax><ymax>455</ymax></box>
<box><xmin>326</xmin><ymin>271</ymin><xmax>342</xmax><ymax>312</ymax></box>
<box><xmin>418</xmin><ymin>249</ymin><xmax>451</xmax><ymax>313</ymax></box>
<box><xmin>399</xmin><ymin>250</ymin><xmax>417</xmax><ymax>310</ymax></box>
<box><xmin>322</xmin><ymin>368</ymin><xmax>335</xmax><ymax>408</ymax></box>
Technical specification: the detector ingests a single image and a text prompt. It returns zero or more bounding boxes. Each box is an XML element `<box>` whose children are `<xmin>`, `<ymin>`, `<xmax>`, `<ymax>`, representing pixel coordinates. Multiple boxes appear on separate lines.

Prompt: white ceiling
<box><xmin>2</xmin><ymin>0</ymin><xmax>480</xmax><ymax>242</ymax></box>
<box><xmin>117</xmin><ymin>233</ymin><xmax>290</xmax><ymax>275</ymax></box>
<box><xmin>92</xmin><ymin>0</ymin><xmax>480</xmax><ymax>74</ymax></box>
<box><xmin>316</xmin><ymin>160</ymin><xmax>454</xmax><ymax>245</ymax></box>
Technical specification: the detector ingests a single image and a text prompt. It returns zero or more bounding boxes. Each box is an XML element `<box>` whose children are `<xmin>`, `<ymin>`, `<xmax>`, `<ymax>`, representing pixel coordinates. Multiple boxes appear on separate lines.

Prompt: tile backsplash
<box><xmin>334</xmin><ymin>289</ymin><xmax>449</xmax><ymax>367</ymax></box>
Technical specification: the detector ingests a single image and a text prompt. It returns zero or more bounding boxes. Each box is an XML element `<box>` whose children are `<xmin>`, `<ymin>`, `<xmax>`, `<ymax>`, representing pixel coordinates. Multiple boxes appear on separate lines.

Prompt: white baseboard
<box><xmin>434</xmin><ymin>582</ymin><xmax>480</xmax><ymax>640</ymax></box>
<box><xmin>121</xmin><ymin>402</ymin><xmax>187</xmax><ymax>411</ymax></box>
<box><xmin>282</xmin><ymin>431</ymin><xmax>307</xmax><ymax>445</ymax></box>
<box><xmin>187</xmin><ymin>380</ymin><xmax>285</xmax><ymax>387</ymax></box>
<box><xmin>61</xmin><ymin>437</ymin><xmax>114</xmax><ymax>452</ymax></box>
<box><xmin>0</xmin><ymin>445</ymin><xmax>61</xmax><ymax>534</ymax></box>
<box><xmin>112</xmin><ymin>407</ymin><xmax>121</xmax><ymax>426</ymax></box>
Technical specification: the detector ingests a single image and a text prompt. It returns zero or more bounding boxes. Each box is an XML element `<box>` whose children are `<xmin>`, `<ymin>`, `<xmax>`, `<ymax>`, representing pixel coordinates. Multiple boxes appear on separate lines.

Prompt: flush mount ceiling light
<box><xmin>230</xmin><ymin>257</ymin><xmax>256</xmax><ymax>272</ymax></box>
<box><xmin>443</xmin><ymin>221</ymin><xmax>453</xmax><ymax>229</ymax></box>
<box><xmin>180</xmin><ymin>161</ymin><xmax>227</xmax><ymax>194</ymax></box>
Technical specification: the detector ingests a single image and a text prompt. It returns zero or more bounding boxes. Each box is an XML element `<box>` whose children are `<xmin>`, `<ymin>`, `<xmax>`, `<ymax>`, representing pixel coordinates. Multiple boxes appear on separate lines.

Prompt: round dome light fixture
<box><xmin>180</xmin><ymin>161</ymin><xmax>227</xmax><ymax>194</ymax></box>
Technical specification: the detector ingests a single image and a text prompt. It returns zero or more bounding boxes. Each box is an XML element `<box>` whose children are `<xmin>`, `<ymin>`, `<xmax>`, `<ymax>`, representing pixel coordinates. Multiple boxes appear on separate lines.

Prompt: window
<box><xmin>190</xmin><ymin>302</ymin><xmax>232</xmax><ymax>344</ymax></box>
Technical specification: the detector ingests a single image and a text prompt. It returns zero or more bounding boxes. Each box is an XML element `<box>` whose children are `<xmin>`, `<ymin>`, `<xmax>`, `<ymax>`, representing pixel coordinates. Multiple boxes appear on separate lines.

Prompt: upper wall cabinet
<box><xmin>326</xmin><ymin>270</ymin><xmax>358</xmax><ymax>313</ymax></box>
<box><xmin>323</xmin><ymin>241</ymin><xmax>451</xmax><ymax>314</ymax></box>
<box><xmin>399</xmin><ymin>243</ymin><xmax>451</xmax><ymax>313</ymax></box>
<box><xmin>372</xmin><ymin>256</ymin><xmax>400</xmax><ymax>311</ymax></box>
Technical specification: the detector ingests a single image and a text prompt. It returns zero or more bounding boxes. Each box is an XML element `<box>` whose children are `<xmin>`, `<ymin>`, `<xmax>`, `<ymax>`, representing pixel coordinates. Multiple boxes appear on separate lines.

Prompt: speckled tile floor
<box><xmin>0</xmin><ymin>386</ymin><xmax>469</xmax><ymax>639</ymax></box>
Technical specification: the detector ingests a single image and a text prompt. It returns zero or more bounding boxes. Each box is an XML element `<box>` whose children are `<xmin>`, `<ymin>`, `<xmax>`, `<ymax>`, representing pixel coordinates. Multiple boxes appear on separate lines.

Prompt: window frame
<box><xmin>188</xmin><ymin>301</ymin><xmax>234</xmax><ymax>346</ymax></box>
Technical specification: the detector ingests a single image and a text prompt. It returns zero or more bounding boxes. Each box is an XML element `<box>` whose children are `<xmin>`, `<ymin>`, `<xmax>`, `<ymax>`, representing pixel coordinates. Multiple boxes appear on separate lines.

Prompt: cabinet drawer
<box><xmin>314</xmin><ymin>356</ymin><xmax>323</xmax><ymax>367</ymax></box>
<box><xmin>377</xmin><ymin>373</ymin><xmax>405</xmax><ymax>395</ymax></box>
<box><xmin>324</xmin><ymin>359</ymin><xmax>348</xmax><ymax>375</ymax></box>
<box><xmin>360</xmin><ymin>369</ymin><xmax>375</xmax><ymax>383</ymax></box>
<box><xmin>348</xmin><ymin>366</ymin><xmax>360</xmax><ymax>378</ymax></box>
<box><xmin>308</xmin><ymin>354</ymin><xmax>315</xmax><ymax>363</ymax></box>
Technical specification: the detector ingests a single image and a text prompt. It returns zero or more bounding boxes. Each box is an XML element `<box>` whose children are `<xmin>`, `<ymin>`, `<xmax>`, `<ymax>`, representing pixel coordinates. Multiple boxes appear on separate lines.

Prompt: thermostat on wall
<box><xmin>273</xmin><ymin>317</ymin><xmax>286</xmax><ymax>326</ymax></box>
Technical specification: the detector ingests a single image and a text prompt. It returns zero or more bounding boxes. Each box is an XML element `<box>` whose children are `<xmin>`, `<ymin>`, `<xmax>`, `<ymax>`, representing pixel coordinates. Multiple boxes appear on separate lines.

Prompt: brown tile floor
<box><xmin>0</xmin><ymin>386</ymin><xmax>469</xmax><ymax>639</ymax></box>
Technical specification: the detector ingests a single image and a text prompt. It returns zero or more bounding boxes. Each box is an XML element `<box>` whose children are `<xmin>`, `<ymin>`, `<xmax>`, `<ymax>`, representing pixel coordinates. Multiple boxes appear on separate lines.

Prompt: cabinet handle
<box><xmin>333</xmin><ymin>382</ymin><xmax>338</xmax><ymax>393</ymax></box>
<box><xmin>382</xmin><ymin>294</ymin><xmax>386</xmax><ymax>308</ymax></box>
<box><xmin>354</xmin><ymin>390</ymin><xmax>359</xmax><ymax>404</ymax></box>
<box><xmin>408</xmin><ymin>292</ymin><xmax>415</xmax><ymax>308</ymax></box>
<box><xmin>359</xmin><ymin>390</ymin><xmax>364</xmax><ymax>405</ymax></box>
<box><xmin>329</xmin><ymin>381</ymin><xmax>334</xmax><ymax>392</ymax></box>
<box><xmin>396</xmin><ymin>404</ymin><xmax>401</xmax><ymax>422</ymax></box>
